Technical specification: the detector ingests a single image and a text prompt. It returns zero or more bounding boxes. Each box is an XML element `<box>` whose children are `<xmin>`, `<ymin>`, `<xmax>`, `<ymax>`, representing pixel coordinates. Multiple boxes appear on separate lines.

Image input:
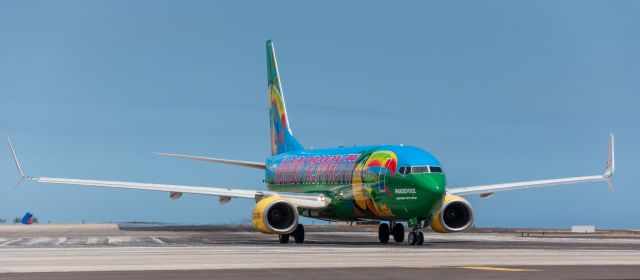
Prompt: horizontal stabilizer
<box><xmin>155</xmin><ymin>152</ymin><xmax>266</xmax><ymax>170</ymax></box>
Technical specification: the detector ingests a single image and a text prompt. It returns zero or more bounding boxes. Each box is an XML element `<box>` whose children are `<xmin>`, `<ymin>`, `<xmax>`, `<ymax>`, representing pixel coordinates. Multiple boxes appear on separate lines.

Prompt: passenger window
<box><xmin>429</xmin><ymin>166</ymin><xmax>443</xmax><ymax>173</ymax></box>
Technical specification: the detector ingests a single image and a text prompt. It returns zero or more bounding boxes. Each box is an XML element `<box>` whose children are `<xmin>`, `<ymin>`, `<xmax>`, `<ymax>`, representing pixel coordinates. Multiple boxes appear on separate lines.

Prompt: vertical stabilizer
<box><xmin>267</xmin><ymin>40</ymin><xmax>303</xmax><ymax>155</ymax></box>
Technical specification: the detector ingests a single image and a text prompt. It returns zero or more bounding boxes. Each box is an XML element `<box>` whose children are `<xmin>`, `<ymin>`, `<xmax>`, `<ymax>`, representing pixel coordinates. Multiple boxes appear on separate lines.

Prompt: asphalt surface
<box><xmin>4</xmin><ymin>266</ymin><xmax>640</xmax><ymax>280</ymax></box>
<box><xmin>2</xmin><ymin>224</ymin><xmax>640</xmax><ymax>250</ymax></box>
<box><xmin>1</xmin><ymin>224</ymin><xmax>640</xmax><ymax>279</ymax></box>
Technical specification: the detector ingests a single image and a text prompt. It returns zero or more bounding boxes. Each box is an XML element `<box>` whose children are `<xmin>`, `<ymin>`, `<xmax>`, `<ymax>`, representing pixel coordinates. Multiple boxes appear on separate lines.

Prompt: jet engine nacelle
<box><xmin>431</xmin><ymin>195</ymin><xmax>474</xmax><ymax>233</ymax></box>
<box><xmin>251</xmin><ymin>196</ymin><xmax>299</xmax><ymax>234</ymax></box>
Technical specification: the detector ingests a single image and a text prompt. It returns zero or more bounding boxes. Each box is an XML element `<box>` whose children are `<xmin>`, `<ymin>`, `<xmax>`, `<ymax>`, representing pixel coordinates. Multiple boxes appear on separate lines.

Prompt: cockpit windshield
<box><xmin>429</xmin><ymin>166</ymin><xmax>443</xmax><ymax>173</ymax></box>
<box><xmin>398</xmin><ymin>166</ymin><xmax>410</xmax><ymax>175</ymax></box>
<box><xmin>411</xmin><ymin>166</ymin><xmax>430</xmax><ymax>173</ymax></box>
<box><xmin>398</xmin><ymin>165</ymin><xmax>443</xmax><ymax>175</ymax></box>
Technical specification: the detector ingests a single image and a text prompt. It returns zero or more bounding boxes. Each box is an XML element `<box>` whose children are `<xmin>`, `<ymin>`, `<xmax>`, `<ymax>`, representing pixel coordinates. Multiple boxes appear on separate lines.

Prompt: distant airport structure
<box><xmin>572</xmin><ymin>225</ymin><xmax>596</xmax><ymax>234</ymax></box>
<box><xmin>7</xmin><ymin>40</ymin><xmax>615</xmax><ymax>245</ymax></box>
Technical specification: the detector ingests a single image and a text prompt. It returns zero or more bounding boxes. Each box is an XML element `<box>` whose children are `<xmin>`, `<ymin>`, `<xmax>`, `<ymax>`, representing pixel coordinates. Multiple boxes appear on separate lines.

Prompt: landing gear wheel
<box><xmin>279</xmin><ymin>234</ymin><xmax>289</xmax><ymax>244</ymax></box>
<box><xmin>393</xmin><ymin>223</ymin><xmax>404</xmax><ymax>243</ymax></box>
<box><xmin>293</xmin><ymin>224</ymin><xmax>305</xmax><ymax>244</ymax></box>
<box><xmin>378</xmin><ymin>223</ymin><xmax>390</xmax><ymax>243</ymax></box>
<box><xmin>416</xmin><ymin>232</ymin><xmax>424</xmax><ymax>245</ymax></box>
<box><xmin>408</xmin><ymin>232</ymin><xmax>417</xmax><ymax>245</ymax></box>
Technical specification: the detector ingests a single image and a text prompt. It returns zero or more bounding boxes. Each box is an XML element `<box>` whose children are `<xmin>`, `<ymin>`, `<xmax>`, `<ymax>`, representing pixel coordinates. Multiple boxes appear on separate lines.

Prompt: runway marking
<box><xmin>151</xmin><ymin>237</ymin><xmax>166</xmax><ymax>244</ymax></box>
<box><xmin>55</xmin><ymin>238</ymin><xmax>67</xmax><ymax>246</ymax></box>
<box><xmin>86</xmin><ymin>237</ymin><xmax>104</xmax><ymax>245</ymax></box>
<box><xmin>107</xmin><ymin>237</ymin><xmax>132</xmax><ymax>245</ymax></box>
<box><xmin>23</xmin><ymin>237</ymin><xmax>57</xmax><ymax>246</ymax></box>
<box><xmin>395</xmin><ymin>265</ymin><xmax>539</xmax><ymax>272</ymax></box>
<box><xmin>1</xmin><ymin>238</ymin><xmax>22</xmax><ymax>246</ymax></box>
<box><xmin>460</xmin><ymin>266</ymin><xmax>541</xmax><ymax>272</ymax></box>
<box><xmin>0</xmin><ymin>247</ymin><xmax>638</xmax><ymax>273</ymax></box>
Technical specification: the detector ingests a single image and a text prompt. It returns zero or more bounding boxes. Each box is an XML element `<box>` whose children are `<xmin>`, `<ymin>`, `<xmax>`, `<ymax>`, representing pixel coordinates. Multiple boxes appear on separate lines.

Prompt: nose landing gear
<box><xmin>407</xmin><ymin>230</ymin><xmax>424</xmax><ymax>245</ymax></box>
<box><xmin>407</xmin><ymin>217</ymin><xmax>430</xmax><ymax>246</ymax></box>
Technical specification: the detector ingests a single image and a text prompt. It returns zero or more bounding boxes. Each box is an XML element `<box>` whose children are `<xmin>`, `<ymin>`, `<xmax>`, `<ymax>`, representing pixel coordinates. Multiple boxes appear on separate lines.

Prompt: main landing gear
<box><xmin>378</xmin><ymin>221</ymin><xmax>425</xmax><ymax>246</ymax></box>
<box><xmin>279</xmin><ymin>224</ymin><xmax>305</xmax><ymax>244</ymax></box>
<box><xmin>378</xmin><ymin>223</ymin><xmax>390</xmax><ymax>243</ymax></box>
<box><xmin>378</xmin><ymin>222</ymin><xmax>405</xmax><ymax>244</ymax></box>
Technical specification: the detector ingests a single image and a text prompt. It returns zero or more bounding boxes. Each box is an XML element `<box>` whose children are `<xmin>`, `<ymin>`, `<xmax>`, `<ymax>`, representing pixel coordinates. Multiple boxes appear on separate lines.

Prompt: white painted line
<box><xmin>1</xmin><ymin>238</ymin><xmax>22</xmax><ymax>246</ymax></box>
<box><xmin>55</xmin><ymin>237</ymin><xmax>67</xmax><ymax>246</ymax></box>
<box><xmin>107</xmin><ymin>237</ymin><xmax>132</xmax><ymax>245</ymax></box>
<box><xmin>86</xmin><ymin>237</ymin><xmax>103</xmax><ymax>245</ymax></box>
<box><xmin>21</xmin><ymin>238</ymin><xmax>53</xmax><ymax>246</ymax></box>
<box><xmin>151</xmin><ymin>237</ymin><xmax>166</xmax><ymax>244</ymax></box>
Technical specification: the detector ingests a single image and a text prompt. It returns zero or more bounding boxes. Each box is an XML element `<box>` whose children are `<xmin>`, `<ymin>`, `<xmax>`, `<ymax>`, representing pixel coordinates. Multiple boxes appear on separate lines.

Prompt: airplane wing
<box><xmin>447</xmin><ymin>134</ymin><xmax>615</xmax><ymax>198</ymax></box>
<box><xmin>7</xmin><ymin>139</ymin><xmax>329</xmax><ymax>209</ymax></box>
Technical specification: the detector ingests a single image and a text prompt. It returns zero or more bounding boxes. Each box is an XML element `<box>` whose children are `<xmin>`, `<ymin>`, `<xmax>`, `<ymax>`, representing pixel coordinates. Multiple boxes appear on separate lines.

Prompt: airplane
<box><xmin>20</xmin><ymin>212</ymin><xmax>34</xmax><ymax>225</ymax></box>
<box><xmin>7</xmin><ymin>40</ymin><xmax>615</xmax><ymax>245</ymax></box>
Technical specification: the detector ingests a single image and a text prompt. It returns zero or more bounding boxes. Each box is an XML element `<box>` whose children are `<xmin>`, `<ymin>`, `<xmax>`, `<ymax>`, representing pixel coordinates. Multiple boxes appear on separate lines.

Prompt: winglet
<box><xmin>603</xmin><ymin>133</ymin><xmax>615</xmax><ymax>191</ymax></box>
<box><xmin>7</xmin><ymin>137</ymin><xmax>27</xmax><ymax>179</ymax></box>
<box><xmin>7</xmin><ymin>137</ymin><xmax>30</xmax><ymax>191</ymax></box>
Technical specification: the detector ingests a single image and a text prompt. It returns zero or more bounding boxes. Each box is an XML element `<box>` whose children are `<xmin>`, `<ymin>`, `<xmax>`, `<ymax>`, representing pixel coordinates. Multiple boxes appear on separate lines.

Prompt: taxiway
<box><xmin>1</xmin><ymin>224</ymin><xmax>639</xmax><ymax>279</ymax></box>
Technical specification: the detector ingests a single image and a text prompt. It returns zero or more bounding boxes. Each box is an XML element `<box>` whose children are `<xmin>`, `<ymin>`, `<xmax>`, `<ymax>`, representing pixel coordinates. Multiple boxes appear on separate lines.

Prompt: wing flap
<box><xmin>33</xmin><ymin>177</ymin><xmax>260</xmax><ymax>198</ymax></box>
<box><xmin>27</xmin><ymin>176</ymin><xmax>329</xmax><ymax>209</ymax></box>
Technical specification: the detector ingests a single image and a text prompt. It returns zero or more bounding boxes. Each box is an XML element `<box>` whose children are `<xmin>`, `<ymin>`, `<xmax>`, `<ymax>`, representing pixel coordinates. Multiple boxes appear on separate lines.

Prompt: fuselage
<box><xmin>265</xmin><ymin>145</ymin><xmax>446</xmax><ymax>221</ymax></box>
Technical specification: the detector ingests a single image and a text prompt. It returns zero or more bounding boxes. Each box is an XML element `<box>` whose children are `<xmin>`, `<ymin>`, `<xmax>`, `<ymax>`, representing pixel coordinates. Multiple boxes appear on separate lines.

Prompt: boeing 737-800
<box><xmin>8</xmin><ymin>40</ymin><xmax>615</xmax><ymax>245</ymax></box>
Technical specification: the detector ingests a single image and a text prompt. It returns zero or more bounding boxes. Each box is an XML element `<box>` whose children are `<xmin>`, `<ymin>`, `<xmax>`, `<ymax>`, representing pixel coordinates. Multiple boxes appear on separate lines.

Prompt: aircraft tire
<box><xmin>279</xmin><ymin>234</ymin><xmax>290</xmax><ymax>244</ymax></box>
<box><xmin>393</xmin><ymin>223</ymin><xmax>404</xmax><ymax>243</ymax></box>
<box><xmin>416</xmin><ymin>232</ymin><xmax>424</xmax><ymax>245</ymax></box>
<box><xmin>378</xmin><ymin>223</ymin><xmax>390</xmax><ymax>243</ymax></box>
<box><xmin>408</xmin><ymin>232</ymin><xmax>417</xmax><ymax>245</ymax></box>
<box><xmin>293</xmin><ymin>224</ymin><xmax>305</xmax><ymax>243</ymax></box>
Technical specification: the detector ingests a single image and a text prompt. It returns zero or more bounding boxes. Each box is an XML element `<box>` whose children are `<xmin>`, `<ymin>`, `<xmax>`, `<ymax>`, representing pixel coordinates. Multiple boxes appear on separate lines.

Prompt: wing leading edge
<box><xmin>7</xmin><ymin>138</ymin><xmax>329</xmax><ymax>209</ymax></box>
<box><xmin>448</xmin><ymin>134</ymin><xmax>615</xmax><ymax>198</ymax></box>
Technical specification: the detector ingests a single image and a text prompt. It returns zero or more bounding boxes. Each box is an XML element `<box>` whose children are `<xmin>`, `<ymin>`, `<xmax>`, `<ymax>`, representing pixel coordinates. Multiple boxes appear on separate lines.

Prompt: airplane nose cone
<box><xmin>429</xmin><ymin>182</ymin><xmax>446</xmax><ymax>197</ymax></box>
<box><xmin>417</xmin><ymin>174</ymin><xmax>445</xmax><ymax>197</ymax></box>
<box><xmin>413</xmin><ymin>174</ymin><xmax>446</xmax><ymax>215</ymax></box>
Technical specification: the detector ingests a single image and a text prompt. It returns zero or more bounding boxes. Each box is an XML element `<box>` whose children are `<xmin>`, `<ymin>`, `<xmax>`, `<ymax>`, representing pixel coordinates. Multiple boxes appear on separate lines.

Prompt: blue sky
<box><xmin>1</xmin><ymin>1</ymin><xmax>638</xmax><ymax>229</ymax></box>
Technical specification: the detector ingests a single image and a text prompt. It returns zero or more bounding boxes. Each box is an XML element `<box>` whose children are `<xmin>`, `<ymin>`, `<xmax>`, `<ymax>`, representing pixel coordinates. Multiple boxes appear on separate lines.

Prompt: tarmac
<box><xmin>1</xmin><ymin>224</ymin><xmax>640</xmax><ymax>279</ymax></box>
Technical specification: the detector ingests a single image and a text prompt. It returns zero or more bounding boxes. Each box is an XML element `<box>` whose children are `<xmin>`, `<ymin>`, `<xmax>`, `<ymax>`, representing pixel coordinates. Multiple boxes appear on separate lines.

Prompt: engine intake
<box><xmin>431</xmin><ymin>195</ymin><xmax>474</xmax><ymax>233</ymax></box>
<box><xmin>252</xmin><ymin>196</ymin><xmax>299</xmax><ymax>234</ymax></box>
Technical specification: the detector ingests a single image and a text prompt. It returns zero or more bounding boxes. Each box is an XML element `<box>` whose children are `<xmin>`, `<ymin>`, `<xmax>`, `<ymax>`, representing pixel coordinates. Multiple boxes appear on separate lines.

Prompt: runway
<box><xmin>1</xmin><ymin>224</ymin><xmax>640</xmax><ymax>279</ymax></box>
<box><xmin>5</xmin><ymin>266</ymin><xmax>640</xmax><ymax>280</ymax></box>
